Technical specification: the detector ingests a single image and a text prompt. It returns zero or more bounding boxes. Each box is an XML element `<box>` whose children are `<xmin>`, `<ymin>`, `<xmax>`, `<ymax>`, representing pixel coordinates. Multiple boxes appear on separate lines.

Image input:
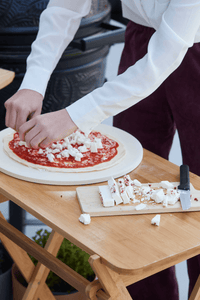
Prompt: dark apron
<box><xmin>114</xmin><ymin>20</ymin><xmax>200</xmax><ymax>299</ymax></box>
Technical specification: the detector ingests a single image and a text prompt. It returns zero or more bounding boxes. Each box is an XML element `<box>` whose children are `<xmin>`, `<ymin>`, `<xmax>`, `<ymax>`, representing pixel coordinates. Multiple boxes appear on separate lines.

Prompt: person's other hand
<box><xmin>5</xmin><ymin>89</ymin><xmax>43</xmax><ymax>131</ymax></box>
<box><xmin>18</xmin><ymin>108</ymin><xmax>78</xmax><ymax>148</ymax></box>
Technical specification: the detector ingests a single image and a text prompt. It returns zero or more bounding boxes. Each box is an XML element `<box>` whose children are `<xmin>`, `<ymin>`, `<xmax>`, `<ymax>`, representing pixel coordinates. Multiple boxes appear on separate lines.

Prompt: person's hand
<box><xmin>18</xmin><ymin>108</ymin><xmax>78</xmax><ymax>148</ymax></box>
<box><xmin>4</xmin><ymin>89</ymin><xmax>43</xmax><ymax>131</ymax></box>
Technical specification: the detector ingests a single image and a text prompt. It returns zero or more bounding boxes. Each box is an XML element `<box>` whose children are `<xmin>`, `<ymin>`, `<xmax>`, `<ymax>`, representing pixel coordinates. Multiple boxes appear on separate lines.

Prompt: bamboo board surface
<box><xmin>77</xmin><ymin>182</ymin><xmax>200</xmax><ymax>216</ymax></box>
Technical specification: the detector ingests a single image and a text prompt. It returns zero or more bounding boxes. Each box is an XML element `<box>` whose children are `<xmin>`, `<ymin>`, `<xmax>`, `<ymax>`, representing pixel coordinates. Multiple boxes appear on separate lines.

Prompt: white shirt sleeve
<box><xmin>19</xmin><ymin>0</ymin><xmax>91</xmax><ymax>96</ymax></box>
<box><xmin>67</xmin><ymin>0</ymin><xmax>200</xmax><ymax>135</ymax></box>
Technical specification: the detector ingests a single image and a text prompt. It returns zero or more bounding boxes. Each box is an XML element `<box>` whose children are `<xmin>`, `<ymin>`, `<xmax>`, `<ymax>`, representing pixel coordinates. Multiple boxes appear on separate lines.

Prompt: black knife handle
<box><xmin>178</xmin><ymin>164</ymin><xmax>190</xmax><ymax>190</ymax></box>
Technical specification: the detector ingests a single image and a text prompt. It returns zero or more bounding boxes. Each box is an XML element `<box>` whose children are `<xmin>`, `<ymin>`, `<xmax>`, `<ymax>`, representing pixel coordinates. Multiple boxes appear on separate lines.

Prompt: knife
<box><xmin>178</xmin><ymin>164</ymin><xmax>191</xmax><ymax>210</ymax></box>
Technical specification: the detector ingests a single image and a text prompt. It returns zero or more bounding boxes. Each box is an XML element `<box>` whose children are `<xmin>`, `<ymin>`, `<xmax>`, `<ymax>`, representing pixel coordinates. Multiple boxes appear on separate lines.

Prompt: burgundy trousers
<box><xmin>113</xmin><ymin>21</ymin><xmax>200</xmax><ymax>300</ymax></box>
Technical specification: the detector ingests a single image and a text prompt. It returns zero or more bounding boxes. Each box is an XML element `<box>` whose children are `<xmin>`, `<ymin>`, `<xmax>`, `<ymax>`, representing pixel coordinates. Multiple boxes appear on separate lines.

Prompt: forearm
<box><xmin>19</xmin><ymin>0</ymin><xmax>91</xmax><ymax>96</ymax></box>
<box><xmin>67</xmin><ymin>0</ymin><xmax>200</xmax><ymax>135</ymax></box>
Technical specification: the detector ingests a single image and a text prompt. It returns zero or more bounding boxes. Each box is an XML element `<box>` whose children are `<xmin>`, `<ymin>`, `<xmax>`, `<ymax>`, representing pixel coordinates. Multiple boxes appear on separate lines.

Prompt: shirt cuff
<box><xmin>66</xmin><ymin>93</ymin><xmax>106</xmax><ymax>136</ymax></box>
<box><xmin>19</xmin><ymin>66</ymin><xmax>51</xmax><ymax>97</ymax></box>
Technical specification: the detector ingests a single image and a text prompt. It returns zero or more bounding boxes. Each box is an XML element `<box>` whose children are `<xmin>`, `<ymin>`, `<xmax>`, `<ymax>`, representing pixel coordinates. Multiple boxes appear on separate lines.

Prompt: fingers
<box><xmin>5</xmin><ymin>101</ymin><xmax>18</xmax><ymax>130</ymax></box>
<box><xmin>19</xmin><ymin>118</ymin><xmax>38</xmax><ymax>147</ymax></box>
<box><xmin>19</xmin><ymin>116</ymin><xmax>51</xmax><ymax>149</ymax></box>
<box><xmin>4</xmin><ymin>89</ymin><xmax>43</xmax><ymax>131</ymax></box>
<box><xmin>18</xmin><ymin>109</ymin><xmax>78</xmax><ymax>149</ymax></box>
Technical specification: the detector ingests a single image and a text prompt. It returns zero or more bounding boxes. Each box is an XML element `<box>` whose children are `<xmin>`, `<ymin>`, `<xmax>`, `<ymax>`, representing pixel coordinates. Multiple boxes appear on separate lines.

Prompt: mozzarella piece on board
<box><xmin>123</xmin><ymin>175</ymin><xmax>135</xmax><ymax>199</ymax></box>
<box><xmin>124</xmin><ymin>174</ymin><xmax>132</xmax><ymax>186</ymax></box>
<box><xmin>79</xmin><ymin>214</ymin><xmax>91</xmax><ymax>225</ymax></box>
<box><xmin>108</xmin><ymin>177</ymin><xmax>123</xmax><ymax>205</ymax></box>
<box><xmin>151</xmin><ymin>189</ymin><xmax>165</xmax><ymax>203</ymax></box>
<box><xmin>151</xmin><ymin>215</ymin><xmax>161</xmax><ymax>226</ymax></box>
<box><xmin>165</xmin><ymin>189</ymin><xmax>180</xmax><ymax>205</ymax></box>
<box><xmin>135</xmin><ymin>203</ymin><xmax>147</xmax><ymax>210</ymax></box>
<box><xmin>99</xmin><ymin>186</ymin><xmax>115</xmax><ymax>207</ymax></box>
<box><xmin>125</xmin><ymin>186</ymin><xmax>135</xmax><ymax>200</ymax></box>
<box><xmin>132</xmin><ymin>179</ymin><xmax>142</xmax><ymax>186</ymax></box>
<box><xmin>160</xmin><ymin>180</ymin><xmax>174</xmax><ymax>189</ymax></box>
<box><xmin>118</xmin><ymin>179</ymin><xmax>130</xmax><ymax>204</ymax></box>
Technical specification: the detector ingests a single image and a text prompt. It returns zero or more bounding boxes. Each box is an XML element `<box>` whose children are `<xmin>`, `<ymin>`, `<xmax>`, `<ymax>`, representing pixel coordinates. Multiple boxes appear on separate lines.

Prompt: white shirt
<box><xmin>20</xmin><ymin>0</ymin><xmax>200</xmax><ymax>135</ymax></box>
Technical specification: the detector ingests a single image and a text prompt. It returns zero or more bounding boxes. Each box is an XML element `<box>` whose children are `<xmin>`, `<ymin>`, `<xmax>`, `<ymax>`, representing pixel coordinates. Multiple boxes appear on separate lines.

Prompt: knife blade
<box><xmin>178</xmin><ymin>164</ymin><xmax>191</xmax><ymax>210</ymax></box>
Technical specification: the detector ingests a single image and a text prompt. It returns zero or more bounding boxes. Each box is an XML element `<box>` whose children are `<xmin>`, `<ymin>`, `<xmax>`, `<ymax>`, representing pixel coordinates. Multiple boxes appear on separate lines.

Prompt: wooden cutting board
<box><xmin>0</xmin><ymin>68</ymin><xmax>15</xmax><ymax>89</ymax></box>
<box><xmin>76</xmin><ymin>182</ymin><xmax>200</xmax><ymax>216</ymax></box>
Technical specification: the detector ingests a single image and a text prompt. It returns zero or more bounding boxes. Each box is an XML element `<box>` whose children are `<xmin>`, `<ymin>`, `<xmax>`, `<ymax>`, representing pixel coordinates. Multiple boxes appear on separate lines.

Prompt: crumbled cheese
<box><xmin>95</xmin><ymin>137</ymin><xmax>103</xmax><ymax>149</ymax></box>
<box><xmin>55</xmin><ymin>143</ymin><xmax>63</xmax><ymax>151</ymax></box>
<box><xmin>68</xmin><ymin>147</ymin><xmax>79</xmax><ymax>157</ymax></box>
<box><xmin>108</xmin><ymin>177</ymin><xmax>123</xmax><ymax>205</ymax></box>
<box><xmin>90</xmin><ymin>142</ymin><xmax>98</xmax><ymax>153</ymax></box>
<box><xmin>125</xmin><ymin>185</ymin><xmax>135</xmax><ymax>200</ymax></box>
<box><xmin>141</xmin><ymin>186</ymin><xmax>151</xmax><ymax>195</ymax></box>
<box><xmin>51</xmin><ymin>143</ymin><xmax>57</xmax><ymax>148</ymax></box>
<box><xmin>132</xmin><ymin>199</ymin><xmax>140</xmax><ymax>204</ymax></box>
<box><xmin>18</xmin><ymin>141</ymin><xmax>27</xmax><ymax>147</ymax></box>
<box><xmin>38</xmin><ymin>148</ymin><xmax>43</xmax><ymax>154</ymax></box>
<box><xmin>47</xmin><ymin>153</ymin><xmax>55</xmax><ymax>162</ymax></box>
<box><xmin>160</xmin><ymin>180</ymin><xmax>174</xmax><ymax>189</ymax></box>
<box><xmin>60</xmin><ymin>150</ymin><xmax>69</xmax><ymax>158</ymax></box>
<box><xmin>151</xmin><ymin>189</ymin><xmax>165</xmax><ymax>203</ymax></box>
<box><xmin>151</xmin><ymin>215</ymin><xmax>161</xmax><ymax>226</ymax></box>
<box><xmin>64</xmin><ymin>137</ymin><xmax>70</xmax><ymax>145</ymax></box>
<box><xmin>165</xmin><ymin>189</ymin><xmax>180</xmax><ymax>205</ymax></box>
<box><xmin>78</xmin><ymin>145</ymin><xmax>88</xmax><ymax>153</ymax></box>
<box><xmin>52</xmin><ymin>148</ymin><xmax>60</xmax><ymax>154</ymax></box>
<box><xmin>132</xmin><ymin>179</ymin><xmax>142</xmax><ymax>186</ymax></box>
<box><xmin>45</xmin><ymin>147</ymin><xmax>53</xmax><ymax>154</ymax></box>
<box><xmin>84</xmin><ymin>140</ymin><xmax>92</xmax><ymax>149</ymax></box>
<box><xmin>124</xmin><ymin>175</ymin><xmax>132</xmax><ymax>186</ymax></box>
<box><xmin>75</xmin><ymin>152</ymin><xmax>83</xmax><ymax>161</ymax></box>
<box><xmin>118</xmin><ymin>179</ymin><xmax>130</xmax><ymax>204</ymax></box>
<box><xmin>135</xmin><ymin>203</ymin><xmax>147</xmax><ymax>210</ymax></box>
<box><xmin>99</xmin><ymin>186</ymin><xmax>115</xmax><ymax>207</ymax></box>
<box><xmin>79</xmin><ymin>214</ymin><xmax>91</xmax><ymax>225</ymax></box>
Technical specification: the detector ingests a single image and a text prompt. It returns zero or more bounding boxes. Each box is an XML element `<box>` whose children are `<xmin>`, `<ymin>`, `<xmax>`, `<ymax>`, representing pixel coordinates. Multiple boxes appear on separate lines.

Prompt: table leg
<box><xmin>0</xmin><ymin>211</ymin><xmax>56</xmax><ymax>299</ymax></box>
<box><xmin>189</xmin><ymin>275</ymin><xmax>200</xmax><ymax>300</ymax></box>
<box><xmin>89</xmin><ymin>255</ymin><xmax>132</xmax><ymax>300</ymax></box>
<box><xmin>22</xmin><ymin>230</ymin><xmax>64</xmax><ymax>300</ymax></box>
<box><xmin>0</xmin><ymin>194</ymin><xmax>9</xmax><ymax>203</ymax></box>
<box><xmin>0</xmin><ymin>212</ymin><xmax>91</xmax><ymax>296</ymax></box>
<box><xmin>85</xmin><ymin>279</ymin><xmax>104</xmax><ymax>300</ymax></box>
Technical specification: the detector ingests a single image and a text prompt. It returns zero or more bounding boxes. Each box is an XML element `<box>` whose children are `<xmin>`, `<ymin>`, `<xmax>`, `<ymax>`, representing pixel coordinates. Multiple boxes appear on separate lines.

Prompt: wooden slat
<box><xmin>89</xmin><ymin>255</ymin><xmax>132</xmax><ymax>300</ymax></box>
<box><xmin>0</xmin><ymin>68</ymin><xmax>15</xmax><ymax>89</ymax></box>
<box><xmin>0</xmin><ymin>212</ymin><xmax>55</xmax><ymax>300</ymax></box>
<box><xmin>0</xmin><ymin>216</ymin><xmax>90</xmax><ymax>294</ymax></box>
<box><xmin>0</xmin><ymin>194</ymin><xmax>9</xmax><ymax>203</ymax></box>
<box><xmin>23</xmin><ymin>231</ymin><xmax>64</xmax><ymax>300</ymax></box>
<box><xmin>189</xmin><ymin>275</ymin><xmax>200</xmax><ymax>300</ymax></box>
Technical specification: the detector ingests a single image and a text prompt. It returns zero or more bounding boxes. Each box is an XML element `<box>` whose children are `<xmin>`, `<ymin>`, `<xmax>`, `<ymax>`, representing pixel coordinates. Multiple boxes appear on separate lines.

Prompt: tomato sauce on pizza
<box><xmin>8</xmin><ymin>131</ymin><xmax>119</xmax><ymax>169</ymax></box>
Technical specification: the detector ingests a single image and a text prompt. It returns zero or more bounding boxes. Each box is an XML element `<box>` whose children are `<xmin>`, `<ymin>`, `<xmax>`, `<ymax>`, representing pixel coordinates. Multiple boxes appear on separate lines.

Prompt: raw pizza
<box><xmin>3</xmin><ymin>130</ymin><xmax>125</xmax><ymax>173</ymax></box>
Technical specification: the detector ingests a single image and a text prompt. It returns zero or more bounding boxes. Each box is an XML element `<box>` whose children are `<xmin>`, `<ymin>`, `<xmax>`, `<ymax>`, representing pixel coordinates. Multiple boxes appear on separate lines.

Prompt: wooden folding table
<box><xmin>1</xmin><ymin>150</ymin><xmax>200</xmax><ymax>299</ymax></box>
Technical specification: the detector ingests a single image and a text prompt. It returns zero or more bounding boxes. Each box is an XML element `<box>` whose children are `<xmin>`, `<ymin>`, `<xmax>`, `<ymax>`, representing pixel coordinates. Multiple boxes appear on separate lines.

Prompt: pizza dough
<box><xmin>3</xmin><ymin>131</ymin><xmax>126</xmax><ymax>173</ymax></box>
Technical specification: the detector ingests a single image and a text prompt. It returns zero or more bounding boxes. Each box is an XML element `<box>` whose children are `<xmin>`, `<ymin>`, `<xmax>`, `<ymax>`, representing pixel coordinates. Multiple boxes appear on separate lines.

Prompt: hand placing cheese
<box><xmin>18</xmin><ymin>108</ymin><xmax>78</xmax><ymax>149</ymax></box>
<box><xmin>5</xmin><ymin>89</ymin><xmax>43</xmax><ymax>132</ymax></box>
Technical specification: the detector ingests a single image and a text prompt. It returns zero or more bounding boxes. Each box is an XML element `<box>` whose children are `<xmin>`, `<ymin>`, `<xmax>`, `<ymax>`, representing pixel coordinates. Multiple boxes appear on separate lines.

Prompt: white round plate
<box><xmin>0</xmin><ymin>125</ymin><xmax>143</xmax><ymax>185</ymax></box>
